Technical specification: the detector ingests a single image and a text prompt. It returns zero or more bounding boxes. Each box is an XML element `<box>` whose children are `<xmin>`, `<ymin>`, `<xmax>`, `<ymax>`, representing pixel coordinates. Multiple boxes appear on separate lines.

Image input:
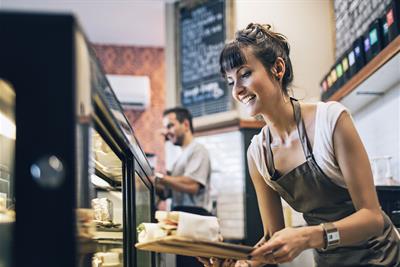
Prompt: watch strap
<box><xmin>321</xmin><ymin>222</ymin><xmax>340</xmax><ymax>251</ymax></box>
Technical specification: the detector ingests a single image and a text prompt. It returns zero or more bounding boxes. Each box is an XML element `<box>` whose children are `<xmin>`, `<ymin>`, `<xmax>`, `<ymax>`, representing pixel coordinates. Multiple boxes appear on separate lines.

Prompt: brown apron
<box><xmin>263</xmin><ymin>98</ymin><xmax>400</xmax><ymax>267</ymax></box>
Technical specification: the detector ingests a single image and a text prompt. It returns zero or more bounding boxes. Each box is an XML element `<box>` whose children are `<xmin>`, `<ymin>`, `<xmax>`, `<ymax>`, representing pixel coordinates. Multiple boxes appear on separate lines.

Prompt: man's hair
<box><xmin>163</xmin><ymin>107</ymin><xmax>194</xmax><ymax>133</ymax></box>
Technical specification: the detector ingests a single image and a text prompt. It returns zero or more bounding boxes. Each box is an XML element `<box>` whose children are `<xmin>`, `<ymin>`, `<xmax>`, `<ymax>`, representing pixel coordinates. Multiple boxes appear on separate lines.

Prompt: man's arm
<box><xmin>157</xmin><ymin>174</ymin><xmax>201</xmax><ymax>195</ymax></box>
<box><xmin>152</xmin><ymin>178</ymin><xmax>171</xmax><ymax>200</ymax></box>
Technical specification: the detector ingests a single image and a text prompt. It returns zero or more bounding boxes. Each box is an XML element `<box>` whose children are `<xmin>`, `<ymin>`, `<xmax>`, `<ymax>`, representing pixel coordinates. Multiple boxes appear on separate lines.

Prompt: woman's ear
<box><xmin>274</xmin><ymin>57</ymin><xmax>286</xmax><ymax>80</ymax></box>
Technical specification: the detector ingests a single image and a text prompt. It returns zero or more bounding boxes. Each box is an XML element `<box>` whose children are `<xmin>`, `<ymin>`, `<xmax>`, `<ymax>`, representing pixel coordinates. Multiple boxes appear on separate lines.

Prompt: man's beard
<box><xmin>174</xmin><ymin>134</ymin><xmax>184</xmax><ymax>146</ymax></box>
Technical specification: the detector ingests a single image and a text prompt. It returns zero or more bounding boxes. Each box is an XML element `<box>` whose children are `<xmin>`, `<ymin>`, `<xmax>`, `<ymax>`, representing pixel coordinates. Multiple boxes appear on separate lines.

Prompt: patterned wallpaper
<box><xmin>93</xmin><ymin>44</ymin><xmax>166</xmax><ymax>172</ymax></box>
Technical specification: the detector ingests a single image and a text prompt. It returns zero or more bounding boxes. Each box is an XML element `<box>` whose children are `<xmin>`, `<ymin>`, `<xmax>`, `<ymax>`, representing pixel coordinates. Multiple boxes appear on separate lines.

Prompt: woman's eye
<box><xmin>227</xmin><ymin>81</ymin><xmax>234</xmax><ymax>87</ymax></box>
<box><xmin>241</xmin><ymin>71</ymin><xmax>251</xmax><ymax>79</ymax></box>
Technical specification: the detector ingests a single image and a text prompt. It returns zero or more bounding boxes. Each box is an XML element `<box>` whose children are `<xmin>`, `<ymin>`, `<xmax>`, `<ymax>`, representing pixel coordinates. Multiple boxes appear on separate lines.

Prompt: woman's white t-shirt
<box><xmin>248</xmin><ymin>101</ymin><xmax>349</xmax><ymax>190</ymax></box>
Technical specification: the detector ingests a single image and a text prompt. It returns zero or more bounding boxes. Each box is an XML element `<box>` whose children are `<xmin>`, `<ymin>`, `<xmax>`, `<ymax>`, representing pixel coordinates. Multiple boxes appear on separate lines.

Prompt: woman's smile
<box><xmin>239</xmin><ymin>94</ymin><xmax>256</xmax><ymax>105</ymax></box>
<box><xmin>225</xmin><ymin>48</ymin><xmax>279</xmax><ymax>117</ymax></box>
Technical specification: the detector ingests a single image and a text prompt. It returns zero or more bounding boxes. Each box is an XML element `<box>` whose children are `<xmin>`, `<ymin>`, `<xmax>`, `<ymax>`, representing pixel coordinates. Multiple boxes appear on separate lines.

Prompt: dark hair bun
<box><xmin>233</xmin><ymin>23</ymin><xmax>293</xmax><ymax>93</ymax></box>
<box><xmin>220</xmin><ymin>23</ymin><xmax>294</xmax><ymax>94</ymax></box>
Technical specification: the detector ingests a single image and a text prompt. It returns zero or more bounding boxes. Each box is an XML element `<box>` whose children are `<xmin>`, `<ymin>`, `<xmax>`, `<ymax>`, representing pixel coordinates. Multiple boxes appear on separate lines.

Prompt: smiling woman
<box><xmin>219</xmin><ymin>23</ymin><xmax>295</xmax><ymax>120</ymax></box>
<box><xmin>220</xmin><ymin>23</ymin><xmax>293</xmax><ymax>95</ymax></box>
<box><xmin>199</xmin><ymin>23</ymin><xmax>400</xmax><ymax>267</ymax></box>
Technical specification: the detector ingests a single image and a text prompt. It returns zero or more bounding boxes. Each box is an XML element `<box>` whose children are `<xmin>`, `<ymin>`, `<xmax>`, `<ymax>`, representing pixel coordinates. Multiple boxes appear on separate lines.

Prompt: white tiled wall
<box><xmin>196</xmin><ymin>131</ymin><xmax>245</xmax><ymax>239</ymax></box>
<box><xmin>351</xmin><ymin>84</ymin><xmax>400</xmax><ymax>183</ymax></box>
<box><xmin>165</xmin><ymin>131</ymin><xmax>245</xmax><ymax>239</ymax></box>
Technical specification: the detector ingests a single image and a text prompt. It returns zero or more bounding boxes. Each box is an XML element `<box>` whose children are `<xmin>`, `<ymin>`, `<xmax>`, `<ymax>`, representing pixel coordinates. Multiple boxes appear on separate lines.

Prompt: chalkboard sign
<box><xmin>179</xmin><ymin>0</ymin><xmax>231</xmax><ymax>117</ymax></box>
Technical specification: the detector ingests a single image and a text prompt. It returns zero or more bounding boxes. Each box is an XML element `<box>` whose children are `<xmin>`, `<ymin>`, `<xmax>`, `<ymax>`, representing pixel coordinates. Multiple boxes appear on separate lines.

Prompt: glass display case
<box><xmin>0</xmin><ymin>79</ymin><xmax>16</xmax><ymax>267</ymax></box>
<box><xmin>0</xmin><ymin>11</ymin><xmax>155</xmax><ymax>267</ymax></box>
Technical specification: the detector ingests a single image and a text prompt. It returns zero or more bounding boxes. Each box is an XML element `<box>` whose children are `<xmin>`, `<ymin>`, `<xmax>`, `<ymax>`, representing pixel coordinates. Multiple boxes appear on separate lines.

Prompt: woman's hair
<box><xmin>219</xmin><ymin>23</ymin><xmax>293</xmax><ymax>95</ymax></box>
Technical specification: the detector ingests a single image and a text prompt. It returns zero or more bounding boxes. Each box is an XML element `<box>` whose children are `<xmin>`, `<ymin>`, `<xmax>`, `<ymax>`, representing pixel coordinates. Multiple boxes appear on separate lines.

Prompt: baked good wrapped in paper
<box><xmin>137</xmin><ymin>223</ymin><xmax>167</xmax><ymax>243</ymax></box>
<box><xmin>137</xmin><ymin>211</ymin><xmax>220</xmax><ymax>242</ymax></box>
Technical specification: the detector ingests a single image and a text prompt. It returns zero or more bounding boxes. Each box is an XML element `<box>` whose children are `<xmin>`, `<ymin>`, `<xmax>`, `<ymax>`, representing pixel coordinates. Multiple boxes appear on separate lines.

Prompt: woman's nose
<box><xmin>232</xmin><ymin>81</ymin><xmax>245</xmax><ymax>97</ymax></box>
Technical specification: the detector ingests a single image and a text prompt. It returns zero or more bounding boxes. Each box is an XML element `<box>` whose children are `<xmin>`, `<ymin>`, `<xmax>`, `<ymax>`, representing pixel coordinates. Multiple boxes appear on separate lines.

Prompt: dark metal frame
<box><xmin>0</xmin><ymin>11</ymin><xmax>155</xmax><ymax>267</ymax></box>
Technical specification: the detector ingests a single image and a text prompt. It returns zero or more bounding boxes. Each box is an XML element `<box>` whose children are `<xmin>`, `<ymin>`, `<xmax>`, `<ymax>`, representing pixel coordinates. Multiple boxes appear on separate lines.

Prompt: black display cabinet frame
<box><xmin>0</xmin><ymin>11</ymin><xmax>155</xmax><ymax>267</ymax></box>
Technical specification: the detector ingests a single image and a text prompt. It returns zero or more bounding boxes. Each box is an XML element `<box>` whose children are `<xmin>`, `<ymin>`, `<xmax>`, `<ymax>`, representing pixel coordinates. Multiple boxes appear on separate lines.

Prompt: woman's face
<box><xmin>225</xmin><ymin>48</ymin><xmax>279</xmax><ymax>117</ymax></box>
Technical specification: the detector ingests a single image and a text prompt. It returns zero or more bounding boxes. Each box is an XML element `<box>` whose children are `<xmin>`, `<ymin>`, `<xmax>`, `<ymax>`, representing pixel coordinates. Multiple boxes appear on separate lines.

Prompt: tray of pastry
<box><xmin>135</xmin><ymin>236</ymin><xmax>253</xmax><ymax>260</ymax></box>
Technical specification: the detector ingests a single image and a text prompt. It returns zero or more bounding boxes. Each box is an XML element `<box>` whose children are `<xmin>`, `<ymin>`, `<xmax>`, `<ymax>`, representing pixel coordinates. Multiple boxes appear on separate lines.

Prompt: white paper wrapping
<box><xmin>138</xmin><ymin>223</ymin><xmax>167</xmax><ymax>243</ymax></box>
<box><xmin>176</xmin><ymin>212</ymin><xmax>220</xmax><ymax>242</ymax></box>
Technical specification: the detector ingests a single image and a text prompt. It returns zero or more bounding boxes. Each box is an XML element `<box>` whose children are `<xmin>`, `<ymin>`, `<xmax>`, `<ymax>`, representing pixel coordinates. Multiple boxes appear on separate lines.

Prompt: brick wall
<box><xmin>93</xmin><ymin>44</ymin><xmax>166</xmax><ymax>172</ymax></box>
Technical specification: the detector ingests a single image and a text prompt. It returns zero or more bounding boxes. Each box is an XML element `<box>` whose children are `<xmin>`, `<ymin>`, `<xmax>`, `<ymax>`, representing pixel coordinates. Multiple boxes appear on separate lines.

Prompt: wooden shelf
<box><xmin>328</xmin><ymin>36</ymin><xmax>400</xmax><ymax>102</ymax></box>
<box><xmin>239</xmin><ymin>119</ymin><xmax>265</xmax><ymax>129</ymax></box>
<box><xmin>195</xmin><ymin>119</ymin><xmax>265</xmax><ymax>137</ymax></box>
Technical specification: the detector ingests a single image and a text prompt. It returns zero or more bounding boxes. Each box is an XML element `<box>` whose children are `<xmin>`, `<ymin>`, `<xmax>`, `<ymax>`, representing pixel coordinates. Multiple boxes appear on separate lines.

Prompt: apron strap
<box><xmin>264</xmin><ymin>127</ymin><xmax>280</xmax><ymax>178</ymax></box>
<box><xmin>263</xmin><ymin>98</ymin><xmax>314</xmax><ymax>178</ymax></box>
<box><xmin>290</xmin><ymin>97</ymin><xmax>313</xmax><ymax>159</ymax></box>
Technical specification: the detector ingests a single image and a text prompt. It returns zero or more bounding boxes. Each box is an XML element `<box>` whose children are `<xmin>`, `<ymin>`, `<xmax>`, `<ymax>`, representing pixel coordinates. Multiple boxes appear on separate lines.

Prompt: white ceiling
<box><xmin>0</xmin><ymin>0</ymin><xmax>166</xmax><ymax>47</ymax></box>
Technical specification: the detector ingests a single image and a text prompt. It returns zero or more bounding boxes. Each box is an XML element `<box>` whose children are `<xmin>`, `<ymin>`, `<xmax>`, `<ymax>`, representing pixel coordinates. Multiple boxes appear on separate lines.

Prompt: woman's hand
<box><xmin>197</xmin><ymin>257</ymin><xmax>237</xmax><ymax>267</ymax></box>
<box><xmin>197</xmin><ymin>258</ymin><xmax>261</xmax><ymax>267</ymax></box>
<box><xmin>250</xmin><ymin>227</ymin><xmax>311</xmax><ymax>264</ymax></box>
<box><xmin>197</xmin><ymin>257</ymin><xmax>266</xmax><ymax>267</ymax></box>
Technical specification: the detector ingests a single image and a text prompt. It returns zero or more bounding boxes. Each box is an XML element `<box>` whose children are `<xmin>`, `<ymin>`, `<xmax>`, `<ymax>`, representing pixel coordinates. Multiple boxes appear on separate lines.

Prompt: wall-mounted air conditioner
<box><xmin>106</xmin><ymin>74</ymin><xmax>151</xmax><ymax>110</ymax></box>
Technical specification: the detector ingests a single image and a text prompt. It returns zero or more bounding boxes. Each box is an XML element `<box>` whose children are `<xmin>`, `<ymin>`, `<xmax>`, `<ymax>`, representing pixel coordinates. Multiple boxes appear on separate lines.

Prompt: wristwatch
<box><xmin>321</xmin><ymin>222</ymin><xmax>340</xmax><ymax>251</ymax></box>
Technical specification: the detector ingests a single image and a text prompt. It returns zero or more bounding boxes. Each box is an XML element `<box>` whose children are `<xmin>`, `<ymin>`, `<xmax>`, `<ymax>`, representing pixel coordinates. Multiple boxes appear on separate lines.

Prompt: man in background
<box><xmin>152</xmin><ymin>107</ymin><xmax>211</xmax><ymax>267</ymax></box>
<box><xmin>153</xmin><ymin>107</ymin><xmax>211</xmax><ymax>216</ymax></box>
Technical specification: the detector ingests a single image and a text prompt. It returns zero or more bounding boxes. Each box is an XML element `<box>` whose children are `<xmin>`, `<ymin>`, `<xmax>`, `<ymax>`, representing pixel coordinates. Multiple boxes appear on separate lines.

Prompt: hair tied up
<box><xmin>220</xmin><ymin>22</ymin><xmax>294</xmax><ymax>95</ymax></box>
<box><xmin>238</xmin><ymin>23</ymin><xmax>277</xmax><ymax>45</ymax></box>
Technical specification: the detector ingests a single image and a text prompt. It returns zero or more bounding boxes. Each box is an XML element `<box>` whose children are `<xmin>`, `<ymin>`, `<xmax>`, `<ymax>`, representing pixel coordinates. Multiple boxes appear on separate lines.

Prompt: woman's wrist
<box><xmin>306</xmin><ymin>225</ymin><xmax>325</xmax><ymax>249</ymax></box>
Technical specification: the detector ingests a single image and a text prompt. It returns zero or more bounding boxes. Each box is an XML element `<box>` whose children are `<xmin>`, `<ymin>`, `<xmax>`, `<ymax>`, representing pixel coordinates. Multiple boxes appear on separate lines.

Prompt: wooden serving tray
<box><xmin>135</xmin><ymin>236</ymin><xmax>254</xmax><ymax>260</ymax></box>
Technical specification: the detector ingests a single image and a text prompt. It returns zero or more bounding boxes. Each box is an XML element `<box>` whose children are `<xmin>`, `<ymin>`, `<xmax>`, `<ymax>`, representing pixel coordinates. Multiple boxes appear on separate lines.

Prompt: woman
<box><xmin>200</xmin><ymin>23</ymin><xmax>400</xmax><ymax>267</ymax></box>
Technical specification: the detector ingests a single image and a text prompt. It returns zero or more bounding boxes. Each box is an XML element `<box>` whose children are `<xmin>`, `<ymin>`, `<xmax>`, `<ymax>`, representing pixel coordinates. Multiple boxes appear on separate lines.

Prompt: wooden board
<box><xmin>135</xmin><ymin>236</ymin><xmax>253</xmax><ymax>260</ymax></box>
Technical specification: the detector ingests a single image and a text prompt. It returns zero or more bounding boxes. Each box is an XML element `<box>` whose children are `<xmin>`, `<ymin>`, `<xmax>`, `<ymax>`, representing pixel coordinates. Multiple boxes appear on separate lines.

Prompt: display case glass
<box><xmin>135</xmin><ymin>171</ymin><xmax>152</xmax><ymax>266</ymax></box>
<box><xmin>88</xmin><ymin>129</ymin><xmax>125</xmax><ymax>267</ymax></box>
<box><xmin>0</xmin><ymin>11</ymin><xmax>154</xmax><ymax>267</ymax></box>
<box><xmin>0</xmin><ymin>79</ymin><xmax>16</xmax><ymax>267</ymax></box>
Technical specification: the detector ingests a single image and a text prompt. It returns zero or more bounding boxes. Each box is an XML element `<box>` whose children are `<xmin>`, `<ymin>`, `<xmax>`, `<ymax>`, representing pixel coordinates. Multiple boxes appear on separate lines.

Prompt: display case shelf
<box><xmin>327</xmin><ymin>36</ymin><xmax>400</xmax><ymax>113</ymax></box>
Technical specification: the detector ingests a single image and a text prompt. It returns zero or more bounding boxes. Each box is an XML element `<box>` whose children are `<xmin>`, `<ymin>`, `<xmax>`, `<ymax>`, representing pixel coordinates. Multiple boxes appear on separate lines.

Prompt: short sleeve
<box><xmin>184</xmin><ymin>144</ymin><xmax>210</xmax><ymax>186</ymax></box>
<box><xmin>316</xmin><ymin>101</ymin><xmax>350</xmax><ymax>153</ymax></box>
<box><xmin>325</xmin><ymin>101</ymin><xmax>349</xmax><ymax>139</ymax></box>
<box><xmin>313</xmin><ymin>101</ymin><xmax>350</xmax><ymax>188</ymax></box>
<box><xmin>248</xmin><ymin>135</ymin><xmax>264</xmax><ymax>175</ymax></box>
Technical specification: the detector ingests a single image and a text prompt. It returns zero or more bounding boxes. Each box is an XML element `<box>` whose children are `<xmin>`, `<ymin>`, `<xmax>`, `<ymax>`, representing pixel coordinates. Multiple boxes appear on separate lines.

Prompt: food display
<box><xmin>136</xmin><ymin>211</ymin><xmax>253</xmax><ymax>260</ymax></box>
<box><xmin>92</xmin><ymin>251</ymin><xmax>121</xmax><ymax>267</ymax></box>
<box><xmin>92</xmin><ymin>131</ymin><xmax>122</xmax><ymax>182</ymax></box>
<box><xmin>137</xmin><ymin>211</ymin><xmax>221</xmax><ymax>243</ymax></box>
<box><xmin>92</xmin><ymin>198</ymin><xmax>113</xmax><ymax>223</ymax></box>
<box><xmin>76</xmin><ymin>209</ymin><xmax>96</xmax><ymax>240</ymax></box>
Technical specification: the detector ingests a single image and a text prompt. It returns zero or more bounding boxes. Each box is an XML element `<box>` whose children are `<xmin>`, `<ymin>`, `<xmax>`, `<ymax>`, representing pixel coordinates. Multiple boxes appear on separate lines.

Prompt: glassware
<box><xmin>370</xmin><ymin>156</ymin><xmax>398</xmax><ymax>185</ymax></box>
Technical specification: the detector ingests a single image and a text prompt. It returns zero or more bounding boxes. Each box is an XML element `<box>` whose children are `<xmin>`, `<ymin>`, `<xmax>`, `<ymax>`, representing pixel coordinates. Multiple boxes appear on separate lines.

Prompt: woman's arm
<box><xmin>197</xmin><ymin>150</ymin><xmax>285</xmax><ymax>267</ymax></box>
<box><xmin>327</xmin><ymin>111</ymin><xmax>384</xmax><ymax>243</ymax></box>
<box><xmin>247</xmin><ymin>149</ymin><xmax>285</xmax><ymax>239</ymax></box>
<box><xmin>251</xmin><ymin>111</ymin><xmax>384</xmax><ymax>264</ymax></box>
<box><xmin>291</xmin><ymin>111</ymin><xmax>384</xmax><ymax>249</ymax></box>
<box><xmin>304</xmin><ymin>111</ymin><xmax>384</xmax><ymax>248</ymax></box>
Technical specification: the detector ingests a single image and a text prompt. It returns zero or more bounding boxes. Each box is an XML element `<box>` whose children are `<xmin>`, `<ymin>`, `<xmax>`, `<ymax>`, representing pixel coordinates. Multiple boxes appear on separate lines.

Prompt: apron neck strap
<box><xmin>290</xmin><ymin>97</ymin><xmax>313</xmax><ymax>159</ymax></box>
<box><xmin>263</xmin><ymin>98</ymin><xmax>314</xmax><ymax>178</ymax></box>
<box><xmin>264</xmin><ymin>127</ymin><xmax>277</xmax><ymax>177</ymax></box>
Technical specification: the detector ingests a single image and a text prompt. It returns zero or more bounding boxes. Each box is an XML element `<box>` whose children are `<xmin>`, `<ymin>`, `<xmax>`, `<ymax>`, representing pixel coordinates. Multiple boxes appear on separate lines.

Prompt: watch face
<box><xmin>328</xmin><ymin>231</ymin><xmax>340</xmax><ymax>242</ymax></box>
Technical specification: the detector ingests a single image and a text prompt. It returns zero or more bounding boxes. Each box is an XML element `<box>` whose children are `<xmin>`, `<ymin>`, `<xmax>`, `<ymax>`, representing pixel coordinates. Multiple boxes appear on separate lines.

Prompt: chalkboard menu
<box><xmin>179</xmin><ymin>0</ymin><xmax>231</xmax><ymax>117</ymax></box>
